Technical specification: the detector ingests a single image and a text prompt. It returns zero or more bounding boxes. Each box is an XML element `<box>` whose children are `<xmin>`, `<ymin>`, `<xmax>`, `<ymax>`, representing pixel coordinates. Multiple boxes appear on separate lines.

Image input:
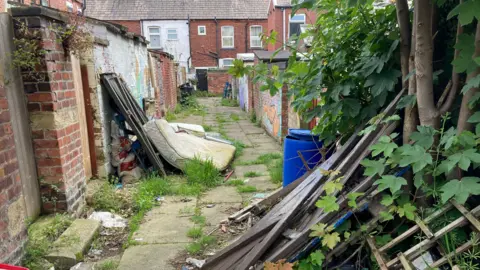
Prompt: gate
<box><xmin>196</xmin><ymin>69</ymin><xmax>208</xmax><ymax>91</ymax></box>
<box><xmin>238</xmin><ymin>75</ymin><xmax>249</xmax><ymax>111</ymax></box>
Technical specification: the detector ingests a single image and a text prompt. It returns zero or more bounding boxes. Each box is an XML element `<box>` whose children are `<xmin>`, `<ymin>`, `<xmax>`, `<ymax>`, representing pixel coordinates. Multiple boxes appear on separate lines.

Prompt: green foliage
<box><xmin>96</xmin><ymin>259</ymin><xmax>120</xmax><ymax>270</ymax></box>
<box><xmin>447</xmin><ymin>0</ymin><xmax>480</xmax><ymax>25</ymax></box>
<box><xmin>225</xmin><ymin>179</ymin><xmax>246</xmax><ymax>186</ymax></box>
<box><xmin>187</xmin><ymin>227</ymin><xmax>203</xmax><ymax>239</ymax></box>
<box><xmin>231</xmin><ymin>113</ymin><xmax>240</xmax><ymax>121</ymax></box>
<box><xmin>244</xmin><ymin>171</ymin><xmax>262</xmax><ymax>177</ymax></box>
<box><xmin>440</xmin><ymin>177</ymin><xmax>480</xmax><ymax>204</ymax></box>
<box><xmin>190</xmin><ymin>215</ymin><xmax>206</xmax><ymax>226</ymax></box>
<box><xmin>237</xmin><ymin>185</ymin><xmax>258</xmax><ymax>193</ymax></box>
<box><xmin>186</xmin><ymin>235</ymin><xmax>217</xmax><ymax>255</ymax></box>
<box><xmin>92</xmin><ymin>183</ymin><xmax>129</xmax><ymax>213</ymax></box>
<box><xmin>452</xmin><ymin>34</ymin><xmax>479</xmax><ymax>73</ymax></box>
<box><xmin>184</xmin><ymin>157</ymin><xmax>221</xmax><ymax>188</ymax></box>
<box><xmin>12</xmin><ymin>20</ymin><xmax>46</xmax><ymax>82</ymax></box>
<box><xmin>315</xmin><ymin>195</ymin><xmax>339</xmax><ymax>213</ymax></box>
<box><xmin>221</xmin><ymin>98</ymin><xmax>239</xmax><ymax>107</ymax></box>
<box><xmin>374</xmin><ymin>175</ymin><xmax>407</xmax><ymax>194</ymax></box>
<box><xmin>268</xmin><ymin>159</ymin><xmax>283</xmax><ymax>184</ymax></box>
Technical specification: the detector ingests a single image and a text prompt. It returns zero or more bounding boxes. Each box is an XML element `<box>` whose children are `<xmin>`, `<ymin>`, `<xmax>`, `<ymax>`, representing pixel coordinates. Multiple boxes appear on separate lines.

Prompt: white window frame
<box><xmin>220</xmin><ymin>58</ymin><xmax>235</xmax><ymax>68</ymax></box>
<box><xmin>250</xmin><ymin>25</ymin><xmax>263</xmax><ymax>48</ymax></box>
<box><xmin>148</xmin><ymin>26</ymin><xmax>161</xmax><ymax>48</ymax></box>
<box><xmin>289</xmin><ymin>14</ymin><xmax>306</xmax><ymax>37</ymax></box>
<box><xmin>167</xmin><ymin>28</ymin><xmax>178</xmax><ymax>40</ymax></box>
<box><xmin>66</xmin><ymin>1</ymin><xmax>73</xmax><ymax>12</ymax></box>
<box><xmin>41</xmin><ymin>0</ymin><xmax>49</xmax><ymax>6</ymax></box>
<box><xmin>221</xmin><ymin>26</ymin><xmax>234</xmax><ymax>49</ymax></box>
<box><xmin>198</xmin><ymin>25</ymin><xmax>206</xmax><ymax>35</ymax></box>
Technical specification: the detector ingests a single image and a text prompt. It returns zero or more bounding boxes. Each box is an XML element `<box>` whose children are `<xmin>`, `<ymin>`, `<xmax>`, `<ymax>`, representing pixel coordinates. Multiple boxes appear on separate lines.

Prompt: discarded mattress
<box><xmin>144</xmin><ymin>119</ymin><xmax>236</xmax><ymax>170</ymax></box>
<box><xmin>169</xmin><ymin>123</ymin><xmax>205</xmax><ymax>137</ymax></box>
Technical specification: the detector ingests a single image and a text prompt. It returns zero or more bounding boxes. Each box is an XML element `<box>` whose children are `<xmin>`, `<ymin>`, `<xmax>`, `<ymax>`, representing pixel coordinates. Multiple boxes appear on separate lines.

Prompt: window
<box><xmin>220</xmin><ymin>58</ymin><xmax>234</xmax><ymax>67</ymax></box>
<box><xmin>198</xmin><ymin>26</ymin><xmax>206</xmax><ymax>35</ymax></box>
<box><xmin>289</xmin><ymin>14</ymin><xmax>306</xmax><ymax>37</ymax></box>
<box><xmin>148</xmin><ymin>27</ymin><xmax>161</xmax><ymax>48</ymax></box>
<box><xmin>41</xmin><ymin>0</ymin><xmax>49</xmax><ymax>6</ymax></box>
<box><xmin>167</xmin><ymin>29</ymin><xmax>178</xmax><ymax>40</ymax></box>
<box><xmin>250</xmin><ymin>25</ymin><xmax>262</xmax><ymax>48</ymax></box>
<box><xmin>221</xmin><ymin>26</ymin><xmax>234</xmax><ymax>48</ymax></box>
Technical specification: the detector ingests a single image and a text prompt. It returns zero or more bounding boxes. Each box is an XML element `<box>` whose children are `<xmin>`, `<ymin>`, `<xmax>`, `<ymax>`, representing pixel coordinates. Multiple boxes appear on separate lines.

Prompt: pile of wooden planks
<box><xmin>100</xmin><ymin>73</ymin><xmax>166</xmax><ymax>176</ymax></box>
<box><xmin>202</xmin><ymin>90</ymin><xmax>405</xmax><ymax>270</ymax></box>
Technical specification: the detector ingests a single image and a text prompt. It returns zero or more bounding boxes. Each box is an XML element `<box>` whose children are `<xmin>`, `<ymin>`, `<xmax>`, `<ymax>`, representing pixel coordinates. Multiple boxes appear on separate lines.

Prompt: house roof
<box><xmin>85</xmin><ymin>0</ymin><xmax>270</xmax><ymax>21</ymax></box>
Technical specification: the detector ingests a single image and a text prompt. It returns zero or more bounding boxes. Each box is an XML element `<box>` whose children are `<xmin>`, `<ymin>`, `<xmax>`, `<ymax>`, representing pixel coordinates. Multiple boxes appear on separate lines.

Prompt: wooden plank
<box><xmin>100</xmin><ymin>74</ymin><xmax>166</xmax><ymax>176</ymax></box>
<box><xmin>415</xmin><ymin>217</ymin><xmax>434</xmax><ymax>239</ymax></box>
<box><xmin>386</xmin><ymin>205</ymin><xmax>480</xmax><ymax>268</ymax></box>
<box><xmin>428</xmin><ymin>240</ymin><xmax>472</xmax><ymax>268</ymax></box>
<box><xmin>80</xmin><ymin>65</ymin><xmax>98</xmax><ymax>176</ymax></box>
<box><xmin>367</xmin><ymin>237</ymin><xmax>388</xmax><ymax>270</ymax></box>
<box><xmin>398</xmin><ymin>252</ymin><xmax>413</xmax><ymax>270</ymax></box>
<box><xmin>203</xmin><ymin>133</ymin><xmax>360</xmax><ymax>268</ymax></box>
<box><xmin>451</xmin><ymin>200</ymin><xmax>480</xmax><ymax>232</ymax></box>
<box><xmin>0</xmin><ymin>13</ymin><xmax>41</xmax><ymax>218</ymax></box>
<box><xmin>379</xmin><ymin>203</ymin><xmax>454</xmax><ymax>252</ymax></box>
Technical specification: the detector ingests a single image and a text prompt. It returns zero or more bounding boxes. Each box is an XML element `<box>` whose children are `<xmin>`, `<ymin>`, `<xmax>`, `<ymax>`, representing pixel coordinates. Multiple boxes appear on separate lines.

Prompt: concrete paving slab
<box><xmin>252</xmin><ymin>142</ymin><xmax>283</xmax><ymax>151</ymax></box>
<box><xmin>46</xmin><ymin>219</ymin><xmax>101</xmax><ymax>270</ymax></box>
<box><xmin>132</xmin><ymin>215</ymin><xmax>193</xmax><ymax>244</ymax></box>
<box><xmin>201</xmin><ymin>203</ymin><xmax>241</xmax><ymax>226</ymax></box>
<box><xmin>118</xmin><ymin>244</ymin><xmax>185</xmax><ymax>270</ymax></box>
<box><xmin>244</xmin><ymin>176</ymin><xmax>279</xmax><ymax>191</ymax></box>
<box><xmin>201</xmin><ymin>186</ymin><xmax>242</xmax><ymax>204</ymax></box>
<box><xmin>247</xmin><ymin>134</ymin><xmax>278</xmax><ymax>144</ymax></box>
<box><xmin>234</xmin><ymin>153</ymin><xmax>262</xmax><ymax>164</ymax></box>
<box><xmin>243</xmin><ymin>147</ymin><xmax>280</xmax><ymax>156</ymax></box>
<box><xmin>233</xmin><ymin>164</ymin><xmax>268</xmax><ymax>178</ymax></box>
<box><xmin>147</xmin><ymin>196</ymin><xmax>197</xmax><ymax>217</ymax></box>
<box><xmin>242</xmin><ymin>127</ymin><xmax>266</xmax><ymax>135</ymax></box>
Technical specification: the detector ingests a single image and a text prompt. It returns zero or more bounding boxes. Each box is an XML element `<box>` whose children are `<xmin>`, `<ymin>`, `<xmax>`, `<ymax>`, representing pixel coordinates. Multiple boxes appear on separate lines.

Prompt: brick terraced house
<box><xmin>2</xmin><ymin>0</ymin><xmax>84</xmax><ymax>13</ymax></box>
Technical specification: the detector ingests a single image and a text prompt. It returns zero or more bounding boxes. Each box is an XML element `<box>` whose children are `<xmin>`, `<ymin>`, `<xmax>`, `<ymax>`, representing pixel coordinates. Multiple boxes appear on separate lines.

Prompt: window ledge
<box><xmin>221</xmin><ymin>48</ymin><xmax>236</xmax><ymax>50</ymax></box>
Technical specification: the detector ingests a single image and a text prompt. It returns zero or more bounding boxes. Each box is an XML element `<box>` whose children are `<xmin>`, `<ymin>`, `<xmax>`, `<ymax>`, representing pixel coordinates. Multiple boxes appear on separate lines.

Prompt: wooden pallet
<box><xmin>367</xmin><ymin>201</ymin><xmax>480</xmax><ymax>269</ymax></box>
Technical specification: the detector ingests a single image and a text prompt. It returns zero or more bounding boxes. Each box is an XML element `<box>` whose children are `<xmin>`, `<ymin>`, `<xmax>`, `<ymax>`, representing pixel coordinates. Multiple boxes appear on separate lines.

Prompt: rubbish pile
<box><xmin>201</xmin><ymin>89</ymin><xmax>480</xmax><ymax>270</ymax></box>
<box><xmin>100</xmin><ymin>73</ymin><xmax>236</xmax><ymax>183</ymax></box>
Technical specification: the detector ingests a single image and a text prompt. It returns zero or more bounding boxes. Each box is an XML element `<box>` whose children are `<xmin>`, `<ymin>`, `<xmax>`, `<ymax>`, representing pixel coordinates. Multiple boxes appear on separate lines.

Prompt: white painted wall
<box><xmin>142</xmin><ymin>20</ymin><xmax>191</xmax><ymax>72</ymax></box>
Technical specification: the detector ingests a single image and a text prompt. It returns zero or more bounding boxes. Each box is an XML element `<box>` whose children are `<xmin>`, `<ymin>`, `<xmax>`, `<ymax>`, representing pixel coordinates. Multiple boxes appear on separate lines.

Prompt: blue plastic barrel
<box><xmin>283</xmin><ymin>129</ymin><xmax>323</xmax><ymax>187</ymax></box>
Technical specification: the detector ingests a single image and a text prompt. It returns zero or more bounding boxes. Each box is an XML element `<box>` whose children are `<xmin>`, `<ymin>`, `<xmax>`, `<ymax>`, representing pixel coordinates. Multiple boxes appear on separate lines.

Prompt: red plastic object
<box><xmin>0</xmin><ymin>264</ymin><xmax>29</xmax><ymax>270</ymax></box>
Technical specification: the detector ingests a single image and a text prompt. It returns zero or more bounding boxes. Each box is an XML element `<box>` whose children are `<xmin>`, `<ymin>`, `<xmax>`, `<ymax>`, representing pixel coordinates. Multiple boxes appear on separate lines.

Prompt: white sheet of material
<box><xmin>144</xmin><ymin>119</ymin><xmax>236</xmax><ymax>170</ymax></box>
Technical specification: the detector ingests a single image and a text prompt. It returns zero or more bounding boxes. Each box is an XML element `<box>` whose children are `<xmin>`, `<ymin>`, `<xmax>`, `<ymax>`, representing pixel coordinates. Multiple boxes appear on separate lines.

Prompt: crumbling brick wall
<box><xmin>159</xmin><ymin>52</ymin><xmax>177</xmax><ymax>111</ymax></box>
<box><xmin>107</xmin><ymin>20</ymin><xmax>142</xmax><ymax>36</ymax></box>
<box><xmin>0</xmin><ymin>74</ymin><xmax>27</xmax><ymax>265</ymax></box>
<box><xmin>207</xmin><ymin>70</ymin><xmax>231</xmax><ymax>94</ymax></box>
<box><xmin>14</xmin><ymin>14</ymin><xmax>86</xmax><ymax>214</ymax></box>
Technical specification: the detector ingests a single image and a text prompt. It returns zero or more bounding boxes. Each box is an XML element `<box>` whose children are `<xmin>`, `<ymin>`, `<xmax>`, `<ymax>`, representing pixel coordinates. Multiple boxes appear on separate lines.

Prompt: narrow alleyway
<box><xmin>117</xmin><ymin>97</ymin><xmax>283</xmax><ymax>269</ymax></box>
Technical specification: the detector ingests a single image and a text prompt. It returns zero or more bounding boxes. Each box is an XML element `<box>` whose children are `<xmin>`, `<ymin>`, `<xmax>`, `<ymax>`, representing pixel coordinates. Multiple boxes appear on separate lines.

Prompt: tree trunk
<box><xmin>415</xmin><ymin>0</ymin><xmax>439</xmax><ymax>129</ymax></box>
<box><xmin>404</xmin><ymin>4</ymin><xmax>418</xmax><ymax>145</ymax></box>
<box><xmin>396</xmin><ymin>0</ymin><xmax>411</xmax><ymax>89</ymax></box>
<box><xmin>457</xmin><ymin>22</ymin><xmax>480</xmax><ymax>134</ymax></box>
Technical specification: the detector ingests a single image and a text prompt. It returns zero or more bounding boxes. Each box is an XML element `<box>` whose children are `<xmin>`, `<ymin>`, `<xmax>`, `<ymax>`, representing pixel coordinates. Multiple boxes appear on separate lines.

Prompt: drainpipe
<box><xmin>187</xmin><ymin>14</ymin><xmax>192</xmax><ymax>72</ymax></box>
<box><xmin>282</xmin><ymin>8</ymin><xmax>286</xmax><ymax>50</ymax></box>
<box><xmin>245</xmin><ymin>18</ymin><xmax>250</xmax><ymax>53</ymax></box>
<box><xmin>82</xmin><ymin>0</ymin><xmax>86</xmax><ymax>15</ymax></box>
<box><xmin>215</xmin><ymin>16</ymin><xmax>219</xmax><ymax>67</ymax></box>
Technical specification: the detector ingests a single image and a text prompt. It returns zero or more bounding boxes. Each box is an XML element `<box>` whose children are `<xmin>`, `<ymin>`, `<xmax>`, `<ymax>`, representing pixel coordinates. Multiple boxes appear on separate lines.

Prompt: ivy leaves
<box><xmin>440</xmin><ymin>177</ymin><xmax>480</xmax><ymax>204</ymax></box>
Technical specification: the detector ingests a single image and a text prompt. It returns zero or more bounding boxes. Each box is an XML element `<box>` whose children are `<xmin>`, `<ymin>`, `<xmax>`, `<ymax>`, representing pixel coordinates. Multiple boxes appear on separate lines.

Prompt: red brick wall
<box><xmin>159</xmin><ymin>53</ymin><xmax>177</xmax><ymax>111</ymax></box>
<box><xmin>267</xmin><ymin>5</ymin><xmax>316</xmax><ymax>51</ymax></box>
<box><xmin>0</xmin><ymin>73</ymin><xmax>27</xmax><ymax>265</ymax></box>
<box><xmin>109</xmin><ymin>20</ymin><xmax>142</xmax><ymax>36</ymax></box>
<box><xmin>207</xmin><ymin>70</ymin><xmax>231</xmax><ymax>94</ymax></box>
<box><xmin>281</xmin><ymin>83</ymin><xmax>289</xmax><ymax>138</ymax></box>
<box><xmin>1</xmin><ymin>0</ymin><xmax>5</xmax><ymax>12</ymax></box>
<box><xmin>190</xmin><ymin>19</ymin><xmax>268</xmax><ymax>67</ymax></box>
<box><xmin>15</xmin><ymin>16</ymin><xmax>86</xmax><ymax>214</ymax></box>
<box><xmin>11</xmin><ymin>0</ymin><xmax>83</xmax><ymax>12</ymax></box>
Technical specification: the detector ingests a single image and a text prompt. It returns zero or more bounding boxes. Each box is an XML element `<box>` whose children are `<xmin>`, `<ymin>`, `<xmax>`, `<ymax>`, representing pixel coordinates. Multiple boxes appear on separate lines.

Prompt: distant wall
<box><xmin>207</xmin><ymin>69</ymin><xmax>231</xmax><ymax>94</ymax></box>
<box><xmin>109</xmin><ymin>20</ymin><xmax>142</xmax><ymax>35</ymax></box>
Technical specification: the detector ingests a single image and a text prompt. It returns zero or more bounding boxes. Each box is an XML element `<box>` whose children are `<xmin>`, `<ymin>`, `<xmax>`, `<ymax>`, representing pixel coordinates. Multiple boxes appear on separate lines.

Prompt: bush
<box><xmin>221</xmin><ymin>98</ymin><xmax>239</xmax><ymax>107</ymax></box>
<box><xmin>92</xmin><ymin>183</ymin><xmax>129</xmax><ymax>212</ymax></box>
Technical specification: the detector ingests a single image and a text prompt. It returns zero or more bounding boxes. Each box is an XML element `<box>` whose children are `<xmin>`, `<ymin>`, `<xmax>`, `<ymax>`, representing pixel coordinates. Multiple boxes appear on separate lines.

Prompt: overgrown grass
<box><xmin>23</xmin><ymin>214</ymin><xmax>73</xmax><ymax>269</ymax></box>
<box><xmin>186</xmin><ymin>235</ymin><xmax>217</xmax><ymax>255</ymax></box>
<box><xmin>190</xmin><ymin>215</ymin><xmax>206</xmax><ymax>226</ymax></box>
<box><xmin>236</xmin><ymin>153</ymin><xmax>283</xmax><ymax>166</ymax></box>
<box><xmin>231</xmin><ymin>113</ymin><xmax>240</xmax><ymax>122</ymax></box>
<box><xmin>237</xmin><ymin>185</ymin><xmax>258</xmax><ymax>193</ymax></box>
<box><xmin>184</xmin><ymin>157</ymin><xmax>221</xmax><ymax>188</ymax></box>
<box><xmin>92</xmin><ymin>183</ymin><xmax>129</xmax><ymax>213</ymax></box>
<box><xmin>96</xmin><ymin>259</ymin><xmax>120</xmax><ymax>270</ymax></box>
<box><xmin>203</xmin><ymin>124</ymin><xmax>214</xmax><ymax>132</ymax></box>
<box><xmin>216</xmin><ymin>113</ymin><xmax>227</xmax><ymax>124</ymax></box>
<box><xmin>244</xmin><ymin>171</ymin><xmax>262</xmax><ymax>177</ymax></box>
<box><xmin>225</xmin><ymin>179</ymin><xmax>245</xmax><ymax>186</ymax></box>
<box><xmin>233</xmin><ymin>140</ymin><xmax>246</xmax><ymax>158</ymax></box>
<box><xmin>249</xmin><ymin>111</ymin><xmax>257</xmax><ymax>123</ymax></box>
<box><xmin>194</xmin><ymin>91</ymin><xmax>220</xmax><ymax>97</ymax></box>
<box><xmin>165</xmin><ymin>96</ymin><xmax>206</xmax><ymax>121</ymax></box>
<box><xmin>268</xmin><ymin>159</ymin><xmax>283</xmax><ymax>184</ymax></box>
<box><xmin>187</xmin><ymin>227</ymin><xmax>203</xmax><ymax>239</ymax></box>
<box><xmin>221</xmin><ymin>98</ymin><xmax>239</xmax><ymax>107</ymax></box>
